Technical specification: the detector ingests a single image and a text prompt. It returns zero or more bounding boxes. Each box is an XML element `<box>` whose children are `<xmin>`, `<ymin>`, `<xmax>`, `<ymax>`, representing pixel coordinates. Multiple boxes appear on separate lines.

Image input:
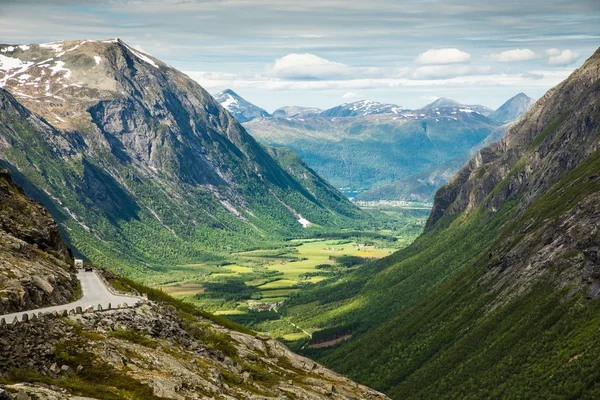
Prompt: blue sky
<box><xmin>1</xmin><ymin>0</ymin><xmax>598</xmax><ymax>111</ymax></box>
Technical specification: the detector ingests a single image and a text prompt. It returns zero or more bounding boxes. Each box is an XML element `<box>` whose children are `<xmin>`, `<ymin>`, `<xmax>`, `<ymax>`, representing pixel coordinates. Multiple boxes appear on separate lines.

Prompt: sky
<box><xmin>0</xmin><ymin>0</ymin><xmax>598</xmax><ymax>111</ymax></box>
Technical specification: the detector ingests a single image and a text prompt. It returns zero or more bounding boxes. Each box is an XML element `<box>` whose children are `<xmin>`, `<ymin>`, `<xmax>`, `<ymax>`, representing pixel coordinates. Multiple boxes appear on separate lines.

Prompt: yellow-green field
<box><xmin>153</xmin><ymin>239</ymin><xmax>398</xmax><ymax>315</ymax></box>
<box><xmin>236</xmin><ymin>239</ymin><xmax>396</xmax><ymax>279</ymax></box>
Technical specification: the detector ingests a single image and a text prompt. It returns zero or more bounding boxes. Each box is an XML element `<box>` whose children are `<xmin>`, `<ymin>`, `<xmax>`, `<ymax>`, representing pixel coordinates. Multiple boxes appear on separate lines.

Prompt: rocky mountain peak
<box><xmin>214</xmin><ymin>88</ymin><xmax>271</xmax><ymax>122</ymax></box>
<box><xmin>0</xmin><ymin>39</ymin><xmax>361</xmax><ymax>273</ymax></box>
<box><xmin>489</xmin><ymin>92</ymin><xmax>536</xmax><ymax>123</ymax></box>
<box><xmin>0</xmin><ymin>38</ymin><xmax>170</xmax><ymax>129</ymax></box>
<box><xmin>423</xmin><ymin>97</ymin><xmax>461</xmax><ymax>109</ymax></box>
<box><xmin>422</xmin><ymin>97</ymin><xmax>493</xmax><ymax>115</ymax></box>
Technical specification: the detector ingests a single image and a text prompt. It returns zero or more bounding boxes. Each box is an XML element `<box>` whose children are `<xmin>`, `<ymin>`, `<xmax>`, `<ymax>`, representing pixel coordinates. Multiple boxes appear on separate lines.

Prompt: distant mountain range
<box><xmin>320</xmin><ymin>100</ymin><xmax>404</xmax><ymax>118</ymax></box>
<box><xmin>216</xmin><ymin>90</ymin><xmax>534</xmax><ymax>200</ymax></box>
<box><xmin>218</xmin><ymin>91</ymin><xmax>534</xmax><ymax>200</ymax></box>
<box><xmin>0</xmin><ymin>39</ymin><xmax>362</xmax><ymax>278</ymax></box>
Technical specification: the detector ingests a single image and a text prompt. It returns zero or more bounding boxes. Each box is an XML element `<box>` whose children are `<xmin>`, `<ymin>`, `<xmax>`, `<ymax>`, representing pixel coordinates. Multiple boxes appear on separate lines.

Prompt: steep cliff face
<box><xmin>428</xmin><ymin>50</ymin><xmax>600</xmax><ymax>229</ymax></box>
<box><xmin>0</xmin><ymin>167</ymin><xmax>77</xmax><ymax>314</ymax></box>
<box><xmin>0</xmin><ymin>40</ymin><xmax>361</xmax><ymax>277</ymax></box>
<box><xmin>424</xmin><ymin>47</ymin><xmax>600</xmax><ymax>299</ymax></box>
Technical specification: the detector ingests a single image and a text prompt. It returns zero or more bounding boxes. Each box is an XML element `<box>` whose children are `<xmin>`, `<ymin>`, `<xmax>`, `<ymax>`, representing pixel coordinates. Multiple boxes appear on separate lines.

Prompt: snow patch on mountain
<box><xmin>298</xmin><ymin>216</ymin><xmax>312</xmax><ymax>228</ymax></box>
<box><xmin>49</xmin><ymin>61</ymin><xmax>72</xmax><ymax>80</ymax></box>
<box><xmin>221</xmin><ymin>93</ymin><xmax>238</xmax><ymax>110</ymax></box>
<box><xmin>0</xmin><ymin>55</ymin><xmax>34</xmax><ymax>87</ymax></box>
<box><xmin>39</xmin><ymin>42</ymin><xmax>64</xmax><ymax>52</ymax></box>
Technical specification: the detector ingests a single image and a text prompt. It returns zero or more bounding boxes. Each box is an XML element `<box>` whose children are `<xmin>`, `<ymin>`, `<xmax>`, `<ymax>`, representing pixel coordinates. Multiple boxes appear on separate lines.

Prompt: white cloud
<box><xmin>412</xmin><ymin>64</ymin><xmax>491</xmax><ymax>79</ymax></box>
<box><xmin>266</xmin><ymin>53</ymin><xmax>410</xmax><ymax>81</ymax></box>
<box><xmin>489</xmin><ymin>48</ymin><xmax>539</xmax><ymax>62</ymax></box>
<box><xmin>268</xmin><ymin>53</ymin><xmax>351</xmax><ymax>79</ymax></box>
<box><xmin>415</xmin><ymin>48</ymin><xmax>471</xmax><ymax>65</ymax></box>
<box><xmin>342</xmin><ymin>91</ymin><xmax>361</xmax><ymax>99</ymax></box>
<box><xmin>545</xmin><ymin>48</ymin><xmax>580</xmax><ymax>65</ymax></box>
<box><xmin>190</xmin><ymin>69</ymin><xmax>570</xmax><ymax>94</ymax></box>
<box><xmin>545</xmin><ymin>48</ymin><xmax>561</xmax><ymax>56</ymax></box>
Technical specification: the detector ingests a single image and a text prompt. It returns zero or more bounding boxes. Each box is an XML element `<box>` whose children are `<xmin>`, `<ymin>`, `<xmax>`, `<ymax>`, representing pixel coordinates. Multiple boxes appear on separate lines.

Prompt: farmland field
<box><xmin>148</xmin><ymin>205</ymin><xmax>430</xmax><ymax>339</ymax></box>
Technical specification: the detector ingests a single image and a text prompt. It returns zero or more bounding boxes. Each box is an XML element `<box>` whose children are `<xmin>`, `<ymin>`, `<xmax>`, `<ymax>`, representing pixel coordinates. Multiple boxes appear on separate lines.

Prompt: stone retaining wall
<box><xmin>0</xmin><ymin>298</ymin><xmax>148</xmax><ymax>326</ymax></box>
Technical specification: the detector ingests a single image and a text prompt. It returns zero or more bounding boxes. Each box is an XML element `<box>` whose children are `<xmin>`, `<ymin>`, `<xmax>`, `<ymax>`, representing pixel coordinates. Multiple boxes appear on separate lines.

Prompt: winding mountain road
<box><xmin>1</xmin><ymin>271</ymin><xmax>142</xmax><ymax>323</ymax></box>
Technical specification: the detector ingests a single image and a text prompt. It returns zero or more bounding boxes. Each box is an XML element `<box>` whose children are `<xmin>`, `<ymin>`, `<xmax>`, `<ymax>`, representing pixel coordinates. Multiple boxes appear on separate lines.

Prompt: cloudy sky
<box><xmin>1</xmin><ymin>0</ymin><xmax>598</xmax><ymax>111</ymax></box>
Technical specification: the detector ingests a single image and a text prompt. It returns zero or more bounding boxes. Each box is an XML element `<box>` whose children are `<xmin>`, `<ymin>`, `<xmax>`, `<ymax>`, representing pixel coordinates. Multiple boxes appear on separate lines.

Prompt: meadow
<box><xmin>149</xmin><ymin>205</ymin><xmax>430</xmax><ymax>341</ymax></box>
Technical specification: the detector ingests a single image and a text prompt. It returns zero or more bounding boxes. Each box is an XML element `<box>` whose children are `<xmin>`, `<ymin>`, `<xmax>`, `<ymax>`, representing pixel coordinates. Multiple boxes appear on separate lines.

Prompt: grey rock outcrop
<box><xmin>0</xmin><ymin>301</ymin><xmax>390</xmax><ymax>399</ymax></box>
<box><xmin>0</xmin><ymin>168</ymin><xmax>77</xmax><ymax>314</ymax></box>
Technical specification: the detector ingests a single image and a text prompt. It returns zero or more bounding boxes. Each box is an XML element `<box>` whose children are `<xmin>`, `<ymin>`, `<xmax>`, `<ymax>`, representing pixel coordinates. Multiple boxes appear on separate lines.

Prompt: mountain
<box><xmin>354</xmin><ymin>156</ymin><xmax>465</xmax><ymax>203</ymax></box>
<box><xmin>280</xmin><ymin>48</ymin><xmax>600</xmax><ymax>398</ymax></box>
<box><xmin>0</xmin><ymin>39</ymin><xmax>362</xmax><ymax>279</ymax></box>
<box><xmin>0</xmin><ymin>168</ymin><xmax>77</xmax><ymax>314</ymax></box>
<box><xmin>0</xmin><ymin>172</ymin><xmax>387</xmax><ymax>399</ymax></box>
<box><xmin>423</xmin><ymin>97</ymin><xmax>493</xmax><ymax>115</ymax></box>
<box><xmin>488</xmin><ymin>92</ymin><xmax>536</xmax><ymax>123</ymax></box>
<box><xmin>244</xmin><ymin>101</ymin><xmax>500</xmax><ymax>193</ymax></box>
<box><xmin>214</xmin><ymin>88</ymin><xmax>271</xmax><ymax>122</ymax></box>
<box><xmin>355</xmin><ymin>93</ymin><xmax>534</xmax><ymax>202</ymax></box>
<box><xmin>355</xmin><ymin>122</ymin><xmax>514</xmax><ymax>202</ymax></box>
<box><xmin>320</xmin><ymin>100</ymin><xmax>404</xmax><ymax>118</ymax></box>
<box><xmin>273</xmin><ymin>105</ymin><xmax>322</xmax><ymax>119</ymax></box>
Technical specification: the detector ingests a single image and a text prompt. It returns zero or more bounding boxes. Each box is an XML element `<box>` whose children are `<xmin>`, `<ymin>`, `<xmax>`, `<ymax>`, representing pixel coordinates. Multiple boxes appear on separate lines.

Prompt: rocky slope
<box><xmin>0</xmin><ymin>39</ymin><xmax>362</xmax><ymax>277</ymax></box>
<box><xmin>0</xmin><ymin>167</ymin><xmax>77</xmax><ymax>314</ymax></box>
<box><xmin>0</xmin><ymin>284</ymin><xmax>389</xmax><ymax>400</ymax></box>
<box><xmin>214</xmin><ymin>89</ymin><xmax>271</xmax><ymax>122</ymax></box>
<box><xmin>0</xmin><ymin>145</ymin><xmax>386</xmax><ymax>399</ymax></box>
<box><xmin>278</xmin><ymin>48</ymin><xmax>600</xmax><ymax>399</ymax></box>
<box><xmin>488</xmin><ymin>92</ymin><xmax>536</xmax><ymax>123</ymax></box>
<box><xmin>427</xmin><ymin>50</ymin><xmax>600</xmax><ymax>230</ymax></box>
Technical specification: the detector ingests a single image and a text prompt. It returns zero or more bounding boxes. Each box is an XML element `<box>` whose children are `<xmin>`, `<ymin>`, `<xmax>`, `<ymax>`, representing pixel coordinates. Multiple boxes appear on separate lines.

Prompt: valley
<box><xmin>0</xmin><ymin>4</ymin><xmax>598</xmax><ymax>396</ymax></box>
<box><xmin>147</xmin><ymin>205</ymin><xmax>430</xmax><ymax>343</ymax></box>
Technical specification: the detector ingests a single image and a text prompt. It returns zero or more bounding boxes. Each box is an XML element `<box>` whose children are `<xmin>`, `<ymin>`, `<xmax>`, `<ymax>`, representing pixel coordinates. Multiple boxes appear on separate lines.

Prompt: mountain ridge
<box><xmin>279</xmin><ymin>47</ymin><xmax>600</xmax><ymax>399</ymax></box>
<box><xmin>0</xmin><ymin>39</ymin><xmax>362</xmax><ymax>278</ymax></box>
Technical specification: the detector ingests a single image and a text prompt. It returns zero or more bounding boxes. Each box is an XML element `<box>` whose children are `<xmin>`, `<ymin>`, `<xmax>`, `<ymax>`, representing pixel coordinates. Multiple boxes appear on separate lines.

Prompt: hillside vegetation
<box><xmin>0</xmin><ymin>40</ymin><xmax>366</xmax><ymax>279</ymax></box>
<box><xmin>278</xmin><ymin>48</ymin><xmax>600</xmax><ymax>399</ymax></box>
